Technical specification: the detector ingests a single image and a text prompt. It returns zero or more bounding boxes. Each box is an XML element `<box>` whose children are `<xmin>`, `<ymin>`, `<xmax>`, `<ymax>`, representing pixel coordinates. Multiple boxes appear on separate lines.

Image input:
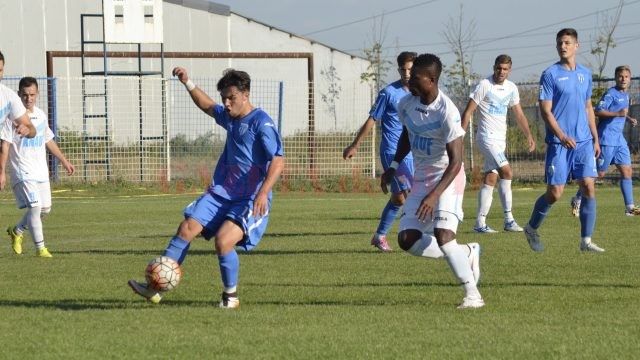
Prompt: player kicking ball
<box><xmin>128</xmin><ymin>67</ymin><xmax>284</xmax><ymax>308</ymax></box>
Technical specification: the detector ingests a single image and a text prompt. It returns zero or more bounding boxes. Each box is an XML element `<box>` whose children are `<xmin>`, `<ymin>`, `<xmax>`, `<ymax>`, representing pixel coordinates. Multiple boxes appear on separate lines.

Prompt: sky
<box><xmin>223</xmin><ymin>0</ymin><xmax>640</xmax><ymax>83</ymax></box>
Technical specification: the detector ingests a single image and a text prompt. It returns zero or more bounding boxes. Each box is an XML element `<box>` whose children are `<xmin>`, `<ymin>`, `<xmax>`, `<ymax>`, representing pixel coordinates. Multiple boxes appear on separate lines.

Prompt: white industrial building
<box><xmin>0</xmin><ymin>0</ymin><xmax>376</xmax><ymax>182</ymax></box>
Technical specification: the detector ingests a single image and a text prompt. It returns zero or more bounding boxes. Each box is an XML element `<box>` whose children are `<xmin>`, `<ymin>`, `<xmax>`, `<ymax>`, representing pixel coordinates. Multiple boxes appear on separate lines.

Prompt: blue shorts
<box><xmin>183</xmin><ymin>192</ymin><xmax>269</xmax><ymax>251</ymax></box>
<box><xmin>380</xmin><ymin>152</ymin><xmax>413</xmax><ymax>193</ymax></box>
<box><xmin>545</xmin><ymin>140</ymin><xmax>597</xmax><ymax>185</ymax></box>
<box><xmin>597</xmin><ymin>144</ymin><xmax>631</xmax><ymax>171</ymax></box>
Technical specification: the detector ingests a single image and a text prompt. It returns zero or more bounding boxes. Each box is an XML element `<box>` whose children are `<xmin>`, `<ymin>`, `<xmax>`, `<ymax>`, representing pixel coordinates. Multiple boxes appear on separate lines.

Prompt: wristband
<box><xmin>184</xmin><ymin>80</ymin><xmax>196</xmax><ymax>91</ymax></box>
<box><xmin>389</xmin><ymin>161</ymin><xmax>399</xmax><ymax>170</ymax></box>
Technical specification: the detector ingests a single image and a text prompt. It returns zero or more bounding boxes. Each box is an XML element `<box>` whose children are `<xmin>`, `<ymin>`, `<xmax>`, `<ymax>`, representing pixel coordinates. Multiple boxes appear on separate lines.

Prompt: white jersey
<box><xmin>398</xmin><ymin>90</ymin><xmax>466</xmax><ymax>189</ymax></box>
<box><xmin>0</xmin><ymin>106</ymin><xmax>54</xmax><ymax>184</ymax></box>
<box><xmin>0</xmin><ymin>83</ymin><xmax>27</xmax><ymax>126</ymax></box>
<box><xmin>470</xmin><ymin>77</ymin><xmax>519</xmax><ymax>142</ymax></box>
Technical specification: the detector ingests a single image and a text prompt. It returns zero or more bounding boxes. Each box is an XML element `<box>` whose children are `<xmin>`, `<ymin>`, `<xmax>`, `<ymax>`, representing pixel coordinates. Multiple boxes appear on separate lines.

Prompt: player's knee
<box><xmin>390</xmin><ymin>193</ymin><xmax>405</xmax><ymax>207</ymax></box>
<box><xmin>397</xmin><ymin>229</ymin><xmax>421</xmax><ymax>251</ymax></box>
<box><xmin>177</xmin><ymin>218</ymin><xmax>201</xmax><ymax>240</ymax></box>
<box><xmin>40</xmin><ymin>207</ymin><xmax>51</xmax><ymax>218</ymax></box>
<box><xmin>499</xmin><ymin>166</ymin><xmax>513</xmax><ymax>179</ymax></box>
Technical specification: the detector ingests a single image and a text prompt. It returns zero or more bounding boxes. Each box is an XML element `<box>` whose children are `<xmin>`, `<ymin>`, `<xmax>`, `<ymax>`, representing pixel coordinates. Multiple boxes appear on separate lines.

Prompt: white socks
<box><xmin>498</xmin><ymin>179</ymin><xmax>514</xmax><ymax>222</ymax></box>
<box><xmin>476</xmin><ymin>184</ymin><xmax>494</xmax><ymax>227</ymax></box>
<box><xmin>441</xmin><ymin>240</ymin><xmax>480</xmax><ymax>298</ymax></box>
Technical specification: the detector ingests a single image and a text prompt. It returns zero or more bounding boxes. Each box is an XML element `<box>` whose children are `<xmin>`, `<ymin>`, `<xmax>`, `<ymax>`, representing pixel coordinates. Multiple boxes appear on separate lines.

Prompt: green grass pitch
<box><xmin>0</xmin><ymin>186</ymin><xmax>639</xmax><ymax>359</ymax></box>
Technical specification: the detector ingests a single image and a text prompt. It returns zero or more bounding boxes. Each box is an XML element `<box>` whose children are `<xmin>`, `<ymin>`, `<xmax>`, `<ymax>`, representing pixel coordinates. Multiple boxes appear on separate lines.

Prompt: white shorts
<box><xmin>477</xmin><ymin>138</ymin><xmax>508</xmax><ymax>173</ymax></box>
<box><xmin>400</xmin><ymin>167</ymin><xmax>465</xmax><ymax>234</ymax></box>
<box><xmin>13</xmin><ymin>181</ymin><xmax>52</xmax><ymax>209</ymax></box>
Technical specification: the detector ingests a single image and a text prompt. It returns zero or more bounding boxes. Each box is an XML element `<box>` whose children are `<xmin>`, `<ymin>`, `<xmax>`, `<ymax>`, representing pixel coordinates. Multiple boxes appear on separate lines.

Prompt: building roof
<box><xmin>163</xmin><ymin>0</ymin><xmax>363</xmax><ymax>59</ymax></box>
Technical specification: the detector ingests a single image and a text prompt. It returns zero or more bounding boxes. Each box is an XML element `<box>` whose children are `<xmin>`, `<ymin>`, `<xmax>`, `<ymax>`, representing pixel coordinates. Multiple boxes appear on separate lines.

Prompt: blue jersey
<box><xmin>208</xmin><ymin>105</ymin><xmax>284</xmax><ymax>201</ymax></box>
<box><xmin>539</xmin><ymin>63</ymin><xmax>593</xmax><ymax>143</ymax></box>
<box><xmin>369</xmin><ymin>80</ymin><xmax>412</xmax><ymax>156</ymax></box>
<box><xmin>595</xmin><ymin>86</ymin><xmax>629</xmax><ymax>146</ymax></box>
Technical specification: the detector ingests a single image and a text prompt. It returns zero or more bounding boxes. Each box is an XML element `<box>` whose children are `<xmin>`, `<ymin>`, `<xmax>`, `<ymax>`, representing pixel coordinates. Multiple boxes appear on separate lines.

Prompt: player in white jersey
<box><xmin>0</xmin><ymin>77</ymin><xmax>75</xmax><ymax>257</ymax></box>
<box><xmin>381</xmin><ymin>54</ymin><xmax>483</xmax><ymax>309</ymax></box>
<box><xmin>0</xmin><ymin>51</ymin><xmax>36</xmax><ymax>139</ymax></box>
<box><xmin>461</xmin><ymin>55</ymin><xmax>535</xmax><ymax>233</ymax></box>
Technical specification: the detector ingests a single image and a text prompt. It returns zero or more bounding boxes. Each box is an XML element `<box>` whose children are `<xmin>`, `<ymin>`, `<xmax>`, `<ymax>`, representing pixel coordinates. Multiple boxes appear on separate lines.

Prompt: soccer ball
<box><xmin>145</xmin><ymin>256</ymin><xmax>182</xmax><ymax>291</ymax></box>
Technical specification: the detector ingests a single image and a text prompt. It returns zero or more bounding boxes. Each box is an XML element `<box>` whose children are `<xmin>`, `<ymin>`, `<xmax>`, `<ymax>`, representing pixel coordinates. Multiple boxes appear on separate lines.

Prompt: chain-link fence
<box><xmin>2</xmin><ymin>76</ymin><xmax>638</xmax><ymax>185</ymax></box>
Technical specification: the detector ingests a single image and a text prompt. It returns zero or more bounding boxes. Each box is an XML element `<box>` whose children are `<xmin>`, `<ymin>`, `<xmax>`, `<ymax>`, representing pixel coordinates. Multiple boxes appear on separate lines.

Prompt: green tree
<box><xmin>589</xmin><ymin>0</ymin><xmax>623</xmax><ymax>104</ymax></box>
<box><xmin>360</xmin><ymin>15</ymin><xmax>392</xmax><ymax>95</ymax></box>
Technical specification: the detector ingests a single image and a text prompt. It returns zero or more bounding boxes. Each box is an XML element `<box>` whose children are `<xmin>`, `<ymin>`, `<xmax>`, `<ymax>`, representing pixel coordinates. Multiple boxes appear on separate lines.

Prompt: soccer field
<box><xmin>0</xmin><ymin>186</ymin><xmax>639</xmax><ymax>359</ymax></box>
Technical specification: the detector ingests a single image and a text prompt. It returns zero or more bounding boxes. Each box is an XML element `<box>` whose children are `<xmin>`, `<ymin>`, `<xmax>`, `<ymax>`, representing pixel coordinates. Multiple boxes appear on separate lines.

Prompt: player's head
<box><xmin>217</xmin><ymin>69</ymin><xmax>252</xmax><ymax>118</ymax></box>
<box><xmin>555</xmin><ymin>28</ymin><xmax>579</xmax><ymax>61</ymax></box>
<box><xmin>493</xmin><ymin>54</ymin><xmax>512</xmax><ymax>84</ymax></box>
<box><xmin>18</xmin><ymin>76</ymin><xmax>39</xmax><ymax>111</ymax></box>
<box><xmin>614</xmin><ymin>65</ymin><xmax>631</xmax><ymax>91</ymax></box>
<box><xmin>397</xmin><ymin>51</ymin><xmax>417</xmax><ymax>86</ymax></box>
<box><xmin>408</xmin><ymin>53</ymin><xmax>442</xmax><ymax>98</ymax></box>
<box><xmin>0</xmin><ymin>51</ymin><xmax>5</xmax><ymax>80</ymax></box>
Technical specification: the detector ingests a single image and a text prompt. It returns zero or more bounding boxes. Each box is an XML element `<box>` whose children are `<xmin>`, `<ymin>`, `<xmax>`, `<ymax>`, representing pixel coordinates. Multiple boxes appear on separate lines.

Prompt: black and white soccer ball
<box><xmin>145</xmin><ymin>256</ymin><xmax>182</xmax><ymax>291</ymax></box>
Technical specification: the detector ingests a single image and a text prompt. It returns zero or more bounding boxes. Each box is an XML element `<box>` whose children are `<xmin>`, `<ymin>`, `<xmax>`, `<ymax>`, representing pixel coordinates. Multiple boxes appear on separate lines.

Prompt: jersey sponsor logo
<box><xmin>558</xmin><ymin>76</ymin><xmax>569</xmax><ymax>81</ymax></box>
<box><xmin>411</xmin><ymin>135</ymin><xmax>433</xmax><ymax>155</ymax></box>
<box><xmin>21</xmin><ymin>135</ymin><xmax>45</xmax><ymax>147</ymax></box>
<box><xmin>434</xmin><ymin>216</ymin><xmax>448</xmax><ymax>221</ymax></box>
<box><xmin>414</xmin><ymin>107</ymin><xmax>430</xmax><ymax>115</ymax></box>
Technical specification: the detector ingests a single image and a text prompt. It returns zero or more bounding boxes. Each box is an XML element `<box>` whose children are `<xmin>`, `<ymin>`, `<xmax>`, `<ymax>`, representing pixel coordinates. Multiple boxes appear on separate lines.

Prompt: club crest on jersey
<box><xmin>577</xmin><ymin>74</ymin><xmax>585</xmax><ymax>83</ymax></box>
<box><xmin>238</xmin><ymin>123</ymin><xmax>249</xmax><ymax>136</ymax></box>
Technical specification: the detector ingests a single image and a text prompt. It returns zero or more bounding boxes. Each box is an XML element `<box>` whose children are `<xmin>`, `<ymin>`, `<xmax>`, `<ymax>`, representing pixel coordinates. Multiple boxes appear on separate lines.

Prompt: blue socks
<box><xmin>528</xmin><ymin>195</ymin><xmax>553</xmax><ymax>229</ymax></box>
<box><xmin>376</xmin><ymin>201</ymin><xmax>401</xmax><ymax>236</ymax></box>
<box><xmin>620</xmin><ymin>178</ymin><xmax>634</xmax><ymax>207</ymax></box>
<box><xmin>218</xmin><ymin>249</ymin><xmax>239</xmax><ymax>289</ymax></box>
<box><xmin>163</xmin><ymin>236</ymin><xmax>191</xmax><ymax>265</ymax></box>
<box><xmin>579</xmin><ymin>197</ymin><xmax>596</xmax><ymax>237</ymax></box>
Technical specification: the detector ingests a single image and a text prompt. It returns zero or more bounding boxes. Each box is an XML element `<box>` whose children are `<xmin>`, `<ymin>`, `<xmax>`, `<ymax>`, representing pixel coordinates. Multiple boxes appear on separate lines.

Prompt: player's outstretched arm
<box><xmin>512</xmin><ymin>103</ymin><xmax>536</xmax><ymax>153</ymax></box>
<box><xmin>172</xmin><ymin>67</ymin><xmax>216</xmax><ymax>115</ymax></box>
<box><xmin>343</xmin><ymin>117</ymin><xmax>375</xmax><ymax>159</ymax></box>
<box><xmin>46</xmin><ymin>140</ymin><xmax>75</xmax><ymax>176</ymax></box>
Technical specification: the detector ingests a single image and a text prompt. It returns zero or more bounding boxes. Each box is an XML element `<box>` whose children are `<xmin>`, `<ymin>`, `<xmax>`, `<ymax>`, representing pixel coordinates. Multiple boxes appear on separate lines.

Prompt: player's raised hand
<box><xmin>172</xmin><ymin>67</ymin><xmax>189</xmax><ymax>84</ymax></box>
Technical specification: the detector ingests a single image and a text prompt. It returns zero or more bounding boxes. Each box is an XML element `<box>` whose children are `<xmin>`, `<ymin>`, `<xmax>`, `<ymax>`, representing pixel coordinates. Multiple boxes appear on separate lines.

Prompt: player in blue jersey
<box><xmin>129</xmin><ymin>67</ymin><xmax>285</xmax><ymax>308</ymax></box>
<box><xmin>524</xmin><ymin>28</ymin><xmax>604</xmax><ymax>253</ymax></box>
<box><xmin>570</xmin><ymin>65</ymin><xmax>639</xmax><ymax>217</ymax></box>
<box><xmin>381</xmin><ymin>53</ymin><xmax>483</xmax><ymax>309</ymax></box>
<box><xmin>461</xmin><ymin>54</ymin><xmax>536</xmax><ymax>234</ymax></box>
<box><xmin>343</xmin><ymin>51</ymin><xmax>416</xmax><ymax>252</ymax></box>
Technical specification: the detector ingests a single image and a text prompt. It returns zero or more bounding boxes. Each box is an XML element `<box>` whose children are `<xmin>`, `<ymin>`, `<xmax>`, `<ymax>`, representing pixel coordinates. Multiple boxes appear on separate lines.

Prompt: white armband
<box><xmin>184</xmin><ymin>80</ymin><xmax>196</xmax><ymax>91</ymax></box>
<box><xmin>389</xmin><ymin>161</ymin><xmax>399</xmax><ymax>170</ymax></box>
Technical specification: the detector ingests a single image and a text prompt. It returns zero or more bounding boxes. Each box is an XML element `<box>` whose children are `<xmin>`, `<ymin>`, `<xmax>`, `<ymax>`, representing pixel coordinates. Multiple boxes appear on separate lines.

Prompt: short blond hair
<box><xmin>615</xmin><ymin>65</ymin><xmax>631</xmax><ymax>76</ymax></box>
